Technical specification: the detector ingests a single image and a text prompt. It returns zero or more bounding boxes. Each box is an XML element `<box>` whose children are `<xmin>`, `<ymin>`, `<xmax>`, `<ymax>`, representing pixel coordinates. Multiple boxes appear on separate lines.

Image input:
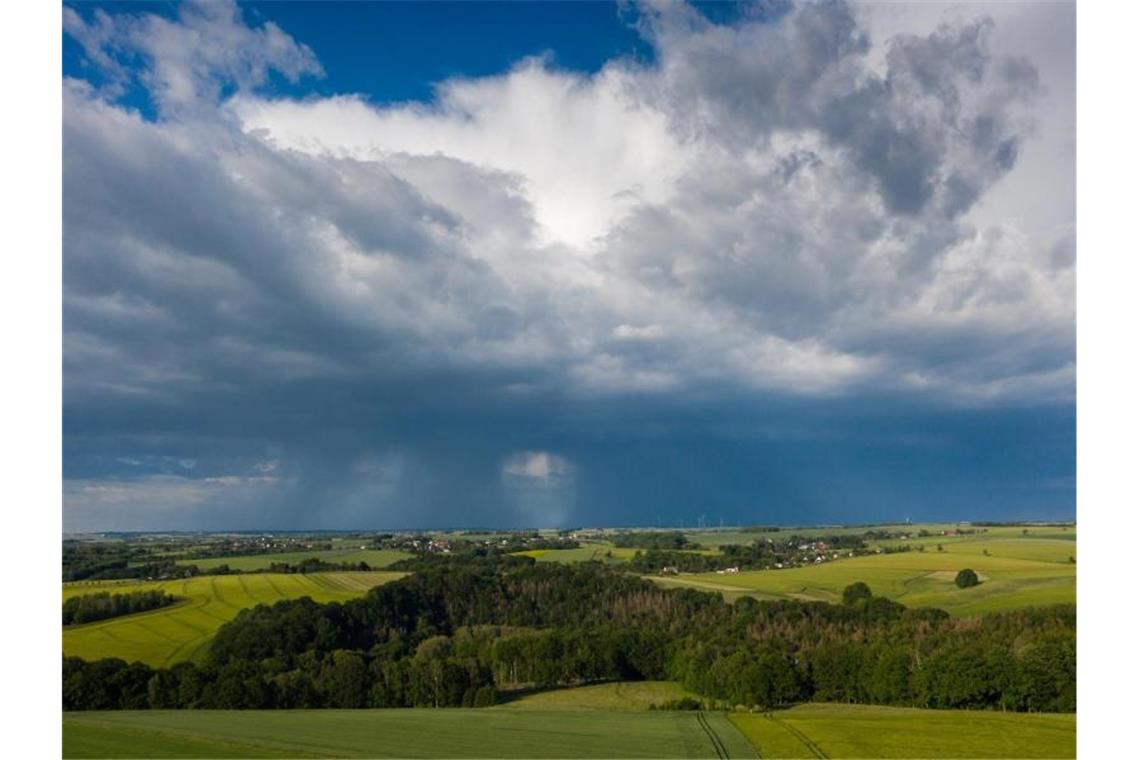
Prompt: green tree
<box><xmin>841</xmin><ymin>582</ymin><xmax>873</xmax><ymax>606</ymax></box>
<box><xmin>323</xmin><ymin>650</ymin><xmax>368</xmax><ymax>708</ymax></box>
<box><xmin>955</xmin><ymin>569</ymin><xmax>979</xmax><ymax>588</ymax></box>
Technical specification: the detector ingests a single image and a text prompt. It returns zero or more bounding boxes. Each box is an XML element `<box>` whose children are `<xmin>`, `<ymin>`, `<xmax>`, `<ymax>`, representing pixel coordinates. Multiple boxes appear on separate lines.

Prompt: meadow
<box><xmin>498</xmin><ymin>681</ymin><xmax>698</xmax><ymax>711</ymax></box>
<box><xmin>729</xmin><ymin>703</ymin><xmax>1075</xmax><ymax>759</ymax></box>
<box><xmin>63</xmin><ymin>572</ymin><xmax>403</xmax><ymax>666</ymax></box>
<box><xmin>515</xmin><ymin>542</ymin><xmax>640</xmax><ymax>563</ymax></box>
<box><xmin>62</xmin><ymin>708</ymin><xmax>757</xmax><ymax>759</ymax></box>
<box><xmin>61</xmin><ymin>700</ymin><xmax>1076</xmax><ymax>759</ymax></box>
<box><xmin>649</xmin><ymin>548</ymin><xmax>1073</xmax><ymax>616</ymax></box>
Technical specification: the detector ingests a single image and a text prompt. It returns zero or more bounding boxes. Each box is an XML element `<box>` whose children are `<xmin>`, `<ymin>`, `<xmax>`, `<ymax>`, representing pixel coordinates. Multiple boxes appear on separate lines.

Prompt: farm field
<box><xmin>177</xmin><ymin>548</ymin><xmax>411</xmax><ymax>572</ymax></box>
<box><xmin>62</xmin><ymin>708</ymin><xmax>758</xmax><ymax>759</ymax></box>
<box><xmin>61</xmin><ymin>702</ymin><xmax>1075</xmax><ymax>759</ymax></box>
<box><xmin>515</xmin><ymin>542</ymin><xmax>639</xmax><ymax>563</ymax></box>
<box><xmin>63</xmin><ymin>572</ymin><xmax>403</xmax><ymax>666</ymax></box>
<box><xmin>649</xmin><ymin>548</ymin><xmax>1074</xmax><ymax>616</ymax></box>
<box><xmin>499</xmin><ymin>681</ymin><xmax>699</xmax><ymax>711</ymax></box>
<box><xmin>729</xmin><ymin>703</ymin><xmax>1075</xmax><ymax>758</ymax></box>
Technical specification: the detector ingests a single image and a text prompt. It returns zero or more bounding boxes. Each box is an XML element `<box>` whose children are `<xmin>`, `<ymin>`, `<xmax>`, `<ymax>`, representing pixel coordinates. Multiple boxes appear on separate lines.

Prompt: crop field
<box><xmin>729</xmin><ymin>703</ymin><xmax>1075</xmax><ymax>758</ymax></box>
<box><xmin>62</xmin><ymin>708</ymin><xmax>759</xmax><ymax>759</ymax></box>
<box><xmin>499</xmin><ymin>681</ymin><xmax>699</xmax><ymax>711</ymax></box>
<box><xmin>62</xmin><ymin>572</ymin><xmax>403</xmax><ymax>666</ymax></box>
<box><xmin>178</xmin><ymin>548</ymin><xmax>411</xmax><ymax>572</ymax></box>
<box><xmin>649</xmin><ymin>548</ymin><xmax>1074</xmax><ymax>616</ymax></box>
<box><xmin>62</xmin><ymin>702</ymin><xmax>1075</xmax><ymax>759</ymax></box>
<box><xmin>515</xmin><ymin>542</ymin><xmax>640</xmax><ymax>563</ymax></box>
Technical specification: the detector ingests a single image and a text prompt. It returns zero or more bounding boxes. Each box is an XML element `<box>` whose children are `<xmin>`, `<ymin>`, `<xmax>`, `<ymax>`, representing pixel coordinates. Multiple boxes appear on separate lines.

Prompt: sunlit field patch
<box><xmin>63</xmin><ymin>572</ymin><xmax>404</xmax><ymax>666</ymax></box>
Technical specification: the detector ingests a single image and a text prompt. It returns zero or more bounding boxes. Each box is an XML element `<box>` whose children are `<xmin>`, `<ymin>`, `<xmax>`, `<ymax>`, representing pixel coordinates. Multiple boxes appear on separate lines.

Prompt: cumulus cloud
<box><xmin>61</xmin><ymin>0</ymin><xmax>1075</xmax><ymax>530</ymax></box>
<box><xmin>64</xmin><ymin>0</ymin><xmax>322</xmax><ymax>113</ymax></box>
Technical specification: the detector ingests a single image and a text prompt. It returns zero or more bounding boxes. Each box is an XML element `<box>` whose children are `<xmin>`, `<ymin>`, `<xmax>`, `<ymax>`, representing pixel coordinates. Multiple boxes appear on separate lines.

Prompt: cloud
<box><xmin>64</xmin><ymin>0</ymin><xmax>322</xmax><ymax>114</ymax></box>
<box><xmin>502</xmin><ymin>451</ymin><xmax>574</xmax><ymax>482</ymax></box>
<box><xmin>61</xmin><ymin>0</ymin><xmax>1075</xmax><ymax>530</ymax></box>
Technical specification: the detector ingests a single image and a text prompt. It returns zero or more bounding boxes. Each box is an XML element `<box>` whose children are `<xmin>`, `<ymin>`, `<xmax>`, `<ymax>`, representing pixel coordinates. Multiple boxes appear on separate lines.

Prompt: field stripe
<box><xmin>768</xmin><ymin>714</ymin><xmax>828</xmax><ymax>759</ymax></box>
<box><xmin>696</xmin><ymin>712</ymin><xmax>729</xmax><ymax>760</ymax></box>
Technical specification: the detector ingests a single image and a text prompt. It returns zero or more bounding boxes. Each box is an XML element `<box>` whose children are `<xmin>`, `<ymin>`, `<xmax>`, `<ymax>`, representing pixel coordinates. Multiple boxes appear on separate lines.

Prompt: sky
<box><xmin>61</xmin><ymin>0</ymin><xmax>1075</xmax><ymax>532</ymax></box>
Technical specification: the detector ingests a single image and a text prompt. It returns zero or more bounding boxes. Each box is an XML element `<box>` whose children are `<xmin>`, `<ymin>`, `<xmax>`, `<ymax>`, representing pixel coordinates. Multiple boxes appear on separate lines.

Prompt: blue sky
<box><xmin>61</xmin><ymin>0</ymin><xmax>1075</xmax><ymax>531</ymax></box>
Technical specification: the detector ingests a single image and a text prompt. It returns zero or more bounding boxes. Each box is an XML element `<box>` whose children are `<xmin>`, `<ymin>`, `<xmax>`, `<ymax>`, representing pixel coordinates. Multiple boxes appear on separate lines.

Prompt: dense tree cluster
<box><xmin>63</xmin><ymin>590</ymin><xmax>178</xmax><ymax>626</ymax></box>
<box><xmin>266</xmin><ymin>559</ymin><xmax>374</xmax><ymax>574</ymax></box>
<box><xmin>629</xmin><ymin>534</ymin><xmax>894</xmax><ymax>574</ymax></box>
<box><xmin>492</xmin><ymin>534</ymin><xmax>581</xmax><ymax>552</ymax></box>
<box><xmin>63</xmin><ymin>564</ymin><xmax>1074</xmax><ymax>713</ymax></box>
<box><xmin>610</xmin><ymin>532</ymin><xmax>695</xmax><ymax>550</ymax></box>
<box><xmin>180</xmin><ymin>540</ymin><xmax>334</xmax><ymax>562</ymax></box>
<box><xmin>63</xmin><ymin>543</ymin><xmax>148</xmax><ymax>581</ymax></box>
<box><xmin>387</xmin><ymin>547</ymin><xmax>535</xmax><ymax>573</ymax></box>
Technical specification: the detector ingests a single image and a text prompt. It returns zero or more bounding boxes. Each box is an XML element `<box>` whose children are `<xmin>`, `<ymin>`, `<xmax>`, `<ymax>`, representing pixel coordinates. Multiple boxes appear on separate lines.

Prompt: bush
<box><xmin>955</xmin><ymin>569</ymin><xmax>980</xmax><ymax>588</ymax></box>
<box><xmin>472</xmin><ymin>685</ymin><xmax>497</xmax><ymax>707</ymax></box>
<box><xmin>652</xmin><ymin>697</ymin><xmax>702</xmax><ymax>710</ymax></box>
<box><xmin>841</xmin><ymin>582</ymin><xmax>873</xmax><ymax>605</ymax></box>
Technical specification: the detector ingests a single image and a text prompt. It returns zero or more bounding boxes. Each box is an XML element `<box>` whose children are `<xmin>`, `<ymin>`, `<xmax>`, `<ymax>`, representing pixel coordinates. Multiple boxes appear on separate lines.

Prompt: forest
<box><xmin>63</xmin><ymin>561</ymin><xmax>1074</xmax><ymax>713</ymax></box>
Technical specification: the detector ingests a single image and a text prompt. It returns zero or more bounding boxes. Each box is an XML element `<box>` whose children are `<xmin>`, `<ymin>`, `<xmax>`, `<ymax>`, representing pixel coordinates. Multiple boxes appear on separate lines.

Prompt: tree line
<box><xmin>63</xmin><ymin>590</ymin><xmax>178</xmax><ymax>626</ymax></box>
<box><xmin>610</xmin><ymin>531</ymin><xmax>695</xmax><ymax>550</ymax></box>
<box><xmin>63</xmin><ymin>562</ymin><xmax>1074</xmax><ymax>713</ymax></box>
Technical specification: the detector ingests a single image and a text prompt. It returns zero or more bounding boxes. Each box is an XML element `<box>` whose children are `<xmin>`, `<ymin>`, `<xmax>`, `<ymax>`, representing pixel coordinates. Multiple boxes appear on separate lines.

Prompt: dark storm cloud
<box><xmin>62</xmin><ymin>0</ymin><xmax>1074</xmax><ymax>530</ymax></box>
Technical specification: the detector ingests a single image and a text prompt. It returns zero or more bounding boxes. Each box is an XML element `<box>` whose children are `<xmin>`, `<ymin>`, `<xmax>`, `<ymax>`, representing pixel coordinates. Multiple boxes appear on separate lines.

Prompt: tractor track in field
<box><xmin>696</xmin><ymin>712</ymin><xmax>729</xmax><ymax>759</ymax></box>
<box><xmin>767</xmin><ymin>714</ymin><xmax>828</xmax><ymax>759</ymax></box>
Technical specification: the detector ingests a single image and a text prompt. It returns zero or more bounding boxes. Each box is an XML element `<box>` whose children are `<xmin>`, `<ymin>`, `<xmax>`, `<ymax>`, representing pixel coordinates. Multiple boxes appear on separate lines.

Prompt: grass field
<box><xmin>729</xmin><ymin>703</ymin><xmax>1075</xmax><ymax>758</ymax></box>
<box><xmin>499</xmin><ymin>681</ymin><xmax>698</xmax><ymax>711</ymax></box>
<box><xmin>62</xmin><ymin>709</ymin><xmax>758</xmax><ymax>759</ymax></box>
<box><xmin>649</xmin><ymin>548</ymin><xmax>1074</xmax><ymax>616</ymax></box>
<box><xmin>177</xmin><ymin>548</ymin><xmax>411</xmax><ymax>572</ymax></box>
<box><xmin>514</xmin><ymin>542</ymin><xmax>640</xmax><ymax>563</ymax></box>
<box><xmin>62</xmin><ymin>572</ymin><xmax>403</xmax><ymax>666</ymax></box>
<box><xmin>62</xmin><ymin>702</ymin><xmax>1075</xmax><ymax>759</ymax></box>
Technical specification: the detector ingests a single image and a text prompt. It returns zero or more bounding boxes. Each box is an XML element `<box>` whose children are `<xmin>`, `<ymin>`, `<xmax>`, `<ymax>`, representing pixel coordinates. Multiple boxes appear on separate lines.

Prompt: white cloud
<box><xmin>231</xmin><ymin>60</ymin><xmax>694</xmax><ymax>250</ymax></box>
<box><xmin>65</xmin><ymin>0</ymin><xmax>322</xmax><ymax>114</ymax></box>
<box><xmin>502</xmin><ymin>451</ymin><xmax>573</xmax><ymax>482</ymax></box>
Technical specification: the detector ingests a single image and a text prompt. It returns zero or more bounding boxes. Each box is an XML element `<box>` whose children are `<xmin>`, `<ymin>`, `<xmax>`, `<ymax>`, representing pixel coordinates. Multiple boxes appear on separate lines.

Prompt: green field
<box><xmin>515</xmin><ymin>542</ymin><xmax>640</xmax><ymax>563</ymax></box>
<box><xmin>62</xmin><ymin>709</ymin><xmax>758</xmax><ymax>759</ymax></box>
<box><xmin>62</xmin><ymin>702</ymin><xmax>1075</xmax><ymax>759</ymax></box>
<box><xmin>63</xmin><ymin>572</ymin><xmax>403</xmax><ymax>666</ymax></box>
<box><xmin>178</xmin><ymin>548</ymin><xmax>411</xmax><ymax>572</ymax></box>
<box><xmin>649</xmin><ymin>548</ymin><xmax>1074</xmax><ymax>616</ymax></box>
<box><xmin>730</xmin><ymin>703</ymin><xmax>1075</xmax><ymax>758</ymax></box>
<box><xmin>499</xmin><ymin>681</ymin><xmax>699</xmax><ymax>711</ymax></box>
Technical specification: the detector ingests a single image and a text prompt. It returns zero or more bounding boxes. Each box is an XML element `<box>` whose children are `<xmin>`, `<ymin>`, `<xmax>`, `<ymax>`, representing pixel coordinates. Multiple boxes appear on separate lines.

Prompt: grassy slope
<box><xmin>648</xmin><ymin>534</ymin><xmax>1075</xmax><ymax>617</ymax></box>
<box><xmin>178</xmin><ymin>548</ymin><xmax>412</xmax><ymax>572</ymax></box>
<box><xmin>515</xmin><ymin>542</ymin><xmax>641</xmax><ymax>563</ymax></box>
<box><xmin>63</xmin><ymin>709</ymin><xmax>757</xmax><ymax>759</ymax></box>
<box><xmin>498</xmin><ymin>681</ymin><xmax>699</xmax><ymax>711</ymax></box>
<box><xmin>730</xmin><ymin>703</ymin><xmax>1075</xmax><ymax>759</ymax></box>
<box><xmin>62</xmin><ymin>572</ymin><xmax>403</xmax><ymax>666</ymax></box>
